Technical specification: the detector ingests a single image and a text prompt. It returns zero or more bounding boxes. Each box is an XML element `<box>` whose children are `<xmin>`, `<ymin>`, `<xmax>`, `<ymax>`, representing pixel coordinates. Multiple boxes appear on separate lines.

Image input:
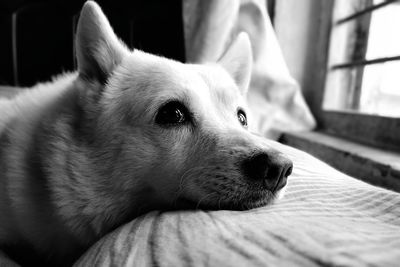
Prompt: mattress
<box><xmin>75</xmin><ymin>142</ymin><xmax>400</xmax><ymax>267</ymax></box>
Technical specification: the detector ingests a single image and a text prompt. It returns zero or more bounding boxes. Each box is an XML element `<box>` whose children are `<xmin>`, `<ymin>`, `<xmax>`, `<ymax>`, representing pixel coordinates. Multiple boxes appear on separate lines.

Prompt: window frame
<box><xmin>312</xmin><ymin>0</ymin><xmax>400</xmax><ymax>152</ymax></box>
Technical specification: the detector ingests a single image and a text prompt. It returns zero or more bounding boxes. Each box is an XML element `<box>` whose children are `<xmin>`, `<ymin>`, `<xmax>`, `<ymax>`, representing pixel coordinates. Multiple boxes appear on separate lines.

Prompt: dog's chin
<box><xmin>175</xmin><ymin>186</ymin><xmax>287</xmax><ymax>211</ymax></box>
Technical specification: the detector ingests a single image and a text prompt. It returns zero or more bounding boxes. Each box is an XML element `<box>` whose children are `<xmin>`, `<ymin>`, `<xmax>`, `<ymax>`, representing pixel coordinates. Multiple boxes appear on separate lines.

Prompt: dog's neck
<box><xmin>0</xmin><ymin>81</ymin><xmax>136</xmax><ymax>263</ymax></box>
<box><xmin>2</xmin><ymin>76</ymin><xmax>159</xmax><ymax>263</ymax></box>
<box><xmin>37</xmin><ymin>86</ymin><xmax>156</xmax><ymax>240</ymax></box>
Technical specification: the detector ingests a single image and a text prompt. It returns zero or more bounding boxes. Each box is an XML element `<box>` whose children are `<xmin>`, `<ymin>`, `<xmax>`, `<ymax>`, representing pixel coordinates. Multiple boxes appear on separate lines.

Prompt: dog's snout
<box><xmin>241</xmin><ymin>153</ymin><xmax>269</xmax><ymax>181</ymax></box>
<box><xmin>241</xmin><ymin>152</ymin><xmax>293</xmax><ymax>191</ymax></box>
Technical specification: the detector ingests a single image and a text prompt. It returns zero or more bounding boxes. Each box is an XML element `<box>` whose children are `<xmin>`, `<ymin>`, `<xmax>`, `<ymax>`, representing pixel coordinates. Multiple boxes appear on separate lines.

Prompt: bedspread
<box><xmin>75</xmin><ymin>142</ymin><xmax>400</xmax><ymax>267</ymax></box>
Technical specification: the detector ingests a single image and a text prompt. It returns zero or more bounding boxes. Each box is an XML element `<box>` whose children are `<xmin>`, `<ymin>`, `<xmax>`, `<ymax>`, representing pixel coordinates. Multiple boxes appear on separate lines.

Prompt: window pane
<box><xmin>327</xmin><ymin>0</ymin><xmax>372</xmax><ymax>66</ymax></box>
<box><xmin>359</xmin><ymin>61</ymin><xmax>400</xmax><ymax>117</ymax></box>
<box><xmin>323</xmin><ymin>68</ymin><xmax>361</xmax><ymax>111</ymax></box>
<box><xmin>365</xmin><ymin>1</ymin><xmax>400</xmax><ymax>59</ymax></box>
<box><xmin>334</xmin><ymin>0</ymin><xmax>373</xmax><ymax>21</ymax></box>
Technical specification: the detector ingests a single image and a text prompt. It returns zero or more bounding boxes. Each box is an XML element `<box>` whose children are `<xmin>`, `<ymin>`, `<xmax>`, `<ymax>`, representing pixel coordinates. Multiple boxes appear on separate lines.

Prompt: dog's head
<box><xmin>74</xmin><ymin>1</ymin><xmax>293</xmax><ymax>216</ymax></box>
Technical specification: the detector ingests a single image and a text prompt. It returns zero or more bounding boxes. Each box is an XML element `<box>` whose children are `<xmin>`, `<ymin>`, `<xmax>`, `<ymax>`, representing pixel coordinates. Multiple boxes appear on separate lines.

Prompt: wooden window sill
<box><xmin>280</xmin><ymin>131</ymin><xmax>400</xmax><ymax>193</ymax></box>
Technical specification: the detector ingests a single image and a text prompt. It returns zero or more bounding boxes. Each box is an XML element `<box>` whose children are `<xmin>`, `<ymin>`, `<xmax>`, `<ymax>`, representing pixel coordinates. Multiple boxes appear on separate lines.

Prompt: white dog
<box><xmin>0</xmin><ymin>1</ymin><xmax>292</xmax><ymax>265</ymax></box>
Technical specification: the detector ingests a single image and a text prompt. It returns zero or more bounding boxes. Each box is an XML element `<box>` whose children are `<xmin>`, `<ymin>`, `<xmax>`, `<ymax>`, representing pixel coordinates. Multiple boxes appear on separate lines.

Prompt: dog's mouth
<box><xmin>175</xmin><ymin>188</ymin><xmax>280</xmax><ymax>211</ymax></box>
<box><xmin>172</xmin><ymin>170</ymin><xmax>289</xmax><ymax>211</ymax></box>
<box><xmin>273</xmin><ymin>174</ymin><xmax>288</xmax><ymax>192</ymax></box>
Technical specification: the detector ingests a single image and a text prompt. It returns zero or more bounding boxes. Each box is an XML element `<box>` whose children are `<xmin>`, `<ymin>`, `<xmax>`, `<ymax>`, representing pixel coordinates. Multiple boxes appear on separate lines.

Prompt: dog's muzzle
<box><xmin>241</xmin><ymin>151</ymin><xmax>293</xmax><ymax>192</ymax></box>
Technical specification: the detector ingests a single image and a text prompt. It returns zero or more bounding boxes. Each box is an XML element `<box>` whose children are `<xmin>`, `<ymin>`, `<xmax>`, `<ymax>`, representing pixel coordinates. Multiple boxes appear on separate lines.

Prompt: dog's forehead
<box><xmin>115</xmin><ymin>52</ymin><xmax>242</xmax><ymax>108</ymax></box>
<box><xmin>191</xmin><ymin>64</ymin><xmax>242</xmax><ymax>106</ymax></box>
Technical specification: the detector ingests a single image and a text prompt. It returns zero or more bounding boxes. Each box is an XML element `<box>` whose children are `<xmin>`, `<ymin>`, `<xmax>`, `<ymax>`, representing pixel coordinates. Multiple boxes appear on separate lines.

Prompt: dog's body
<box><xmin>0</xmin><ymin>1</ymin><xmax>292</xmax><ymax>265</ymax></box>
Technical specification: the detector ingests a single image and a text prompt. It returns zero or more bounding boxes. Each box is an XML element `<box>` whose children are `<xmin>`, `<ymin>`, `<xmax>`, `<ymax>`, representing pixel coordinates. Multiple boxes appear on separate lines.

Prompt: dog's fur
<box><xmin>0</xmin><ymin>1</ymin><xmax>292</xmax><ymax>265</ymax></box>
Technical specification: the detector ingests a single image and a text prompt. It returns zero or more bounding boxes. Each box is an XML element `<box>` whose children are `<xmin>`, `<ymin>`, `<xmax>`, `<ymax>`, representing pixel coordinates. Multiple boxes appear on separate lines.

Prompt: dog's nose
<box><xmin>241</xmin><ymin>152</ymin><xmax>293</xmax><ymax>191</ymax></box>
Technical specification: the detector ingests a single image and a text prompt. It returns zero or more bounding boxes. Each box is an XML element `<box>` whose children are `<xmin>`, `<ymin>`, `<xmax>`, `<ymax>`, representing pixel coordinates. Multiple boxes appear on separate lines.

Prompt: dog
<box><xmin>0</xmin><ymin>1</ymin><xmax>293</xmax><ymax>266</ymax></box>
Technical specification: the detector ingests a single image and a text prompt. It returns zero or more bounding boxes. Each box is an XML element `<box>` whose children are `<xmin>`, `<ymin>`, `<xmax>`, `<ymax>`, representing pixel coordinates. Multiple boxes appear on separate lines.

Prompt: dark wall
<box><xmin>0</xmin><ymin>0</ymin><xmax>185</xmax><ymax>86</ymax></box>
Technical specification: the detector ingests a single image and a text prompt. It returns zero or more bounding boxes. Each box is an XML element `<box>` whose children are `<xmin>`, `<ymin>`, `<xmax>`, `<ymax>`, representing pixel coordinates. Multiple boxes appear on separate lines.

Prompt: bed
<box><xmin>74</xmin><ymin>142</ymin><xmax>400</xmax><ymax>267</ymax></box>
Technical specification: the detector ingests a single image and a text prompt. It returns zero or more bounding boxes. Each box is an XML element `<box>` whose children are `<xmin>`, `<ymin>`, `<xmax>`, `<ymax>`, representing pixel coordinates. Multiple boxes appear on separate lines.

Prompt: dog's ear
<box><xmin>218</xmin><ymin>32</ymin><xmax>252</xmax><ymax>95</ymax></box>
<box><xmin>75</xmin><ymin>1</ymin><xmax>128</xmax><ymax>84</ymax></box>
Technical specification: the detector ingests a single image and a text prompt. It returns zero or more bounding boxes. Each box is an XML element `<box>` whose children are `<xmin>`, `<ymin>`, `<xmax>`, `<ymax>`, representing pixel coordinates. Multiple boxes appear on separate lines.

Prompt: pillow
<box><xmin>74</xmin><ymin>142</ymin><xmax>400</xmax><ymax>267</ymax></box>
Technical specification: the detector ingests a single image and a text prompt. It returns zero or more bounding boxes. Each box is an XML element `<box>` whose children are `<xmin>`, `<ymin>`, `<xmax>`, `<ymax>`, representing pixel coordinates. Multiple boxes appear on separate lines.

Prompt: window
<box><xmin>322</xmin><ymin>0</ymin><xmax>400</xmax><ymax>150</ymax></box>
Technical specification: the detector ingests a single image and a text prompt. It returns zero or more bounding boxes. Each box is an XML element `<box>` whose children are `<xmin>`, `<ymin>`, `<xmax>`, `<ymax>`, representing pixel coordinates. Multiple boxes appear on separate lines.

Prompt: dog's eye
<box><xmin>156</xmin><ymin>101</ymin><xmax>189</xmax><ymax>126</ymax></box>
<box><xmin>237</xmin><ymin>109</ymin><xmax>247</xmax><ymax>127</ymax></box>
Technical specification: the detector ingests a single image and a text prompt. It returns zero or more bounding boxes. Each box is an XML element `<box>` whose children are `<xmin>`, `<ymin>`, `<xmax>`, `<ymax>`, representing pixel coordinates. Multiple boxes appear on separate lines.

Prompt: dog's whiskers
<box><xmin>173</xmin><ymin>165</ymin><xmax>210</xmax><ymax>207</ymax></box>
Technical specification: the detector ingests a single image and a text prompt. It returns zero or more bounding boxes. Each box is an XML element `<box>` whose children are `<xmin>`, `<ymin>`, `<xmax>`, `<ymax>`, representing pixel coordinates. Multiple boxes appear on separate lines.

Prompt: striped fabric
<box><xmin>75</xmin><ymin>143</ymin><xmax>400</xmax><ymax>267</ymax></box>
